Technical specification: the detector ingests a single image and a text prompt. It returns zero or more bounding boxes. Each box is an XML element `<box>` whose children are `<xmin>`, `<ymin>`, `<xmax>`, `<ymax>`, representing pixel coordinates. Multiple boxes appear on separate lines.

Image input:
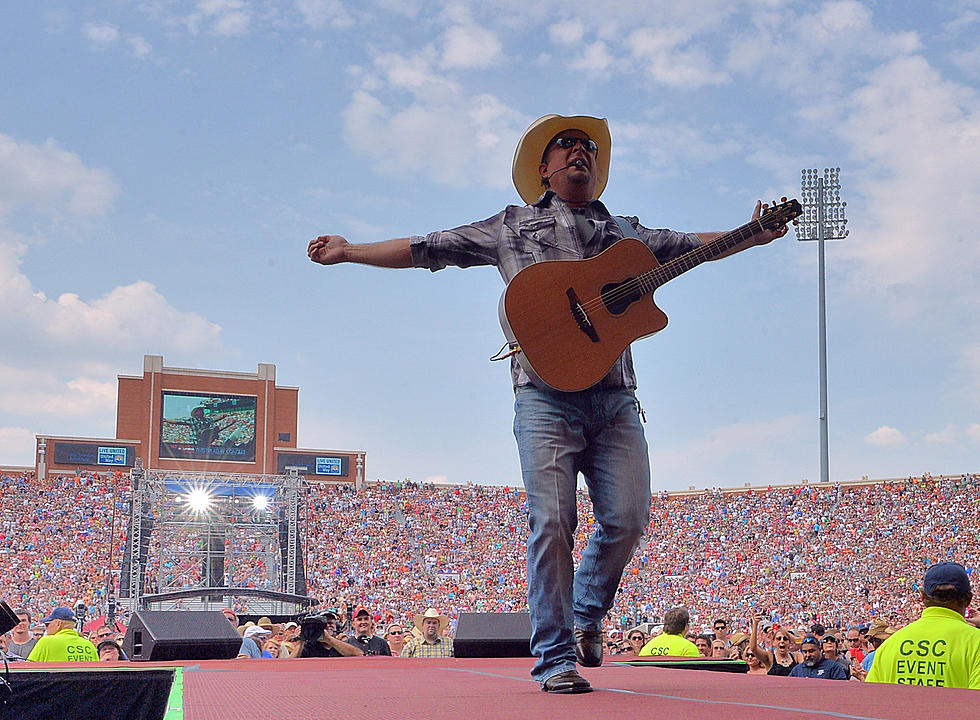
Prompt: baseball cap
<box><xmin>244</xmin><ymin>625</ymin><xmax>272</xmax><ymax>639</ymax></box>
<box><xmin>40</xmin><ymin>607</ymin><xmax>76</xmax><ymax>623</ymax></box>
<box><xmin>923</xmin><ymin>562</ymin><xmax>971</xmax><ymax>597</ymax></box>
<box><xmin>353</xmin><ymin>606</ymin><xmax>370</xmax><ymax>618</ymax></box>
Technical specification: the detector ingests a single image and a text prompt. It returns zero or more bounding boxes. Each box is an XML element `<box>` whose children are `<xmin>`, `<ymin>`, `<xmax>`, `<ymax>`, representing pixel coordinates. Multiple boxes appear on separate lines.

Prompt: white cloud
<box><xmin>170</xmin><ymin>0</ymin><xmax>252</xmax><ymax>36</ymax></box>
<box><xmin>614</xmin><ymin>118</ymin><xmax>743</xmax><ymax>175</ymax></box>
<box><xmin>294</xmin><ymin>0</ymin><xmax>354</xmax><ymax>29</ymax></box>
<box><xmin>0</xmin><ymin>367</ymin><xmax>116</xmax><ymax>418</ymax></box>
<box><xmin>924</xmin><ymin>424</ymin><xmax>959</xmax><ymax>444</ymax></box>
<box><xmin>127</xmin><ymin>35</ymin><xmax>153</xmax><ymax>58</ymax></box>
<box><xmin>570</xmin><ymin>41</ymin><xmax>614</xmax><ymax>73</ymax></box>
<box><xmin>0</xmin><ymin>135</ymin><xmax>223</xmax><ymax>437</ymax></box>
<box><xmin>0</xmin><ymin>134</ymin><xmax>118</xmax><ymax>219</ymax></box>
<box><xmin>835</xmin><ymin>55</ymin><xmax>980</xmax><ymax>306</ymax></box>
<box><xmin>549</xmin><ymin>19</ymin><xmax>585</xmax><ymax>45</ymax></box>
<box><xmin>441</xmin><ymin>23</ymin><xmax>502</xmax><ymax>69</ymax></box>
<box><xmin>0</xmin><ymin>427</ymin><xmax>34</xmax><ymax>465</ymax></box>
<box><xmin>343</xmin><ymin>48</ymin><xmax>525</xmax><ymax>190</ymax></box>
<box><xmin>0</xmin><ymin>235</ymin><xmax>222</xmax><ymax>360</ymax></box>
<box><xmin>864</xmin><ymin>425</ymin><xmax>906</xmax><ymax>446</ymax></box>
<box><xmin>83</xmin><ymin>22</ymin><xmax>120</xmax><ymax>48</ymax></box>
<box><xmin>81</xmin><ymin>21</ymin><xmax>151</xmax><ymax>58</ymax></box>
<box><xmin>627</xmin><ymin>26</ymin><xmax>729</xmax><ymax>88</ymax></box>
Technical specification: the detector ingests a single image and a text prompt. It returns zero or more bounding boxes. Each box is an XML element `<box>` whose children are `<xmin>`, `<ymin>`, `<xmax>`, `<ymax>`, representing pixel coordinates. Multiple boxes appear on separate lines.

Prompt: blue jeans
<box><xmin>513</xmin><ymin>385</ymin><xmax>651</xmax><ymax>684</ymax></box>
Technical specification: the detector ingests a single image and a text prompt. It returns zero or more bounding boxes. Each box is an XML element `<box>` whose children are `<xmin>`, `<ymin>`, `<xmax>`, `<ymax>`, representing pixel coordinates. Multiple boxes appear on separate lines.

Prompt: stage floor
<box><xmin>13</xmin><ymin>656</ymin><xmax>977</xmax><ymax>720</ymax></box>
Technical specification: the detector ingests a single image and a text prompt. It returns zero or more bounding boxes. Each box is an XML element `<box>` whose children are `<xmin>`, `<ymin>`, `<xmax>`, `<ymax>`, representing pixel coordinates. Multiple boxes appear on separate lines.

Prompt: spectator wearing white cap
<box><xmin>237</xmin><ymin>624</ymin><xmax>271</xmax><ymax>659</ymax></box>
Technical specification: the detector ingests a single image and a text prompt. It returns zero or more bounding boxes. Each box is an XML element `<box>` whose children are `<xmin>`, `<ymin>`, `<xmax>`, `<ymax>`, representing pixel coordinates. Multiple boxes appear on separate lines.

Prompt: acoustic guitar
<box><xmin>498</xmin><ymin>199</ymin><xmax>802</xmax><ymax>391</ymax></box>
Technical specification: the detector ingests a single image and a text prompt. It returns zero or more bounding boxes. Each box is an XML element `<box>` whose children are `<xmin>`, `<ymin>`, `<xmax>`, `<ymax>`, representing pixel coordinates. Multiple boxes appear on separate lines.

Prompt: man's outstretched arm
<box><xmin>308</xmin><ymin>234</ymin><xmax>413</xmax><ymax>268</ymax></box>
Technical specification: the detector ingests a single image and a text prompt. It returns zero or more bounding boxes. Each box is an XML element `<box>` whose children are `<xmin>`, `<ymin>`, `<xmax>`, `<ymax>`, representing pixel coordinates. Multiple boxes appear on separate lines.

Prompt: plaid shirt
<box><xmin>410</xmin><ymin>191</ymin><xmax>700</xmax><ymax>388</ymax></box>
<box><xmin>400</xmin><ymin>635</ymin><xmax>454</xmax><ymax>658</ymax></box>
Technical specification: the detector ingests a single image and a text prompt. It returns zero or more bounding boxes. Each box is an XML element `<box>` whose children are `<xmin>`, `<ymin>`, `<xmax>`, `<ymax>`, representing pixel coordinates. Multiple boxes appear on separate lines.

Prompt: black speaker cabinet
<box><xmin>453</xmin><ymin>612</ymin><xmax>532</xmax><ymax>658</ymax></box>
<box><xmin>122</xmin><ymin>611</ymin><xmax>242</xmax><ymax>661</ymax></box>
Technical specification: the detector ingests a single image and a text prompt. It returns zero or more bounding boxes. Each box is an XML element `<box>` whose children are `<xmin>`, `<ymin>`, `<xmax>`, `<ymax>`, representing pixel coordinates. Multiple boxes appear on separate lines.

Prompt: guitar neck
<box><xmin>647</xmin><ymin>218</ymin><xmax>765</xmax><ymax>289</ymax></box>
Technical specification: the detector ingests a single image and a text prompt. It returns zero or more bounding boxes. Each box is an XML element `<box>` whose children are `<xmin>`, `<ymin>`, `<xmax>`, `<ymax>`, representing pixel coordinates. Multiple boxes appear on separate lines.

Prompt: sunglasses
<box><xmin>387</xmin><ymin>630</ymin><xmax>404</xmax><ymax>636</ymax></box>
<box><xmin>550</xmin><ymin>137</ymin><xmax>598</xmax><ymax>153</ymax></box>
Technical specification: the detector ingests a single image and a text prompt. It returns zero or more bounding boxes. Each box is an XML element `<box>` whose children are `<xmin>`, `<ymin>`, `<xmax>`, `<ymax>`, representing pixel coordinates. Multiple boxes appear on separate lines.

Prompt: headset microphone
<box><xmin>545</xmin><ymin>159</ymin><xmax>587</xmax><ymax>180</ymax></box>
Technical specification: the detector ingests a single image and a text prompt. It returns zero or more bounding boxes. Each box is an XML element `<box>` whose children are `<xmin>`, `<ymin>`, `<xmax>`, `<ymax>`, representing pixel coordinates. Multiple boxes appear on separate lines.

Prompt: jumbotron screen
<box><xmin>159</xmin><ymin>391</ymin><xmax>257</xmax><ymax>462</ymax></box>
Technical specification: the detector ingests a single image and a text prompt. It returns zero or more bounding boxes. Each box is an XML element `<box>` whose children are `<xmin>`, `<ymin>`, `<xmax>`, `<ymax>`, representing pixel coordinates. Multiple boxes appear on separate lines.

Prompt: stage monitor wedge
<box><xmin>454</xmin><ymin>612</ymin><xmax>532</xmax><ymax>658</ymax></box>
<box><xmin>123</xmin><ymin>610</ymin><xmax>242</xmax><ymax>661</ymax></box>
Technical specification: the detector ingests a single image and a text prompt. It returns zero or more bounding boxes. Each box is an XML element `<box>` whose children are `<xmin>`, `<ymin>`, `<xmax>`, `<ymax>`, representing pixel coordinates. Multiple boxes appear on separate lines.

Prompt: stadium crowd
<box><xmin>2</xmin><ymin>470</ymin><xmax>977</xmax><ymax>675</ymax></box>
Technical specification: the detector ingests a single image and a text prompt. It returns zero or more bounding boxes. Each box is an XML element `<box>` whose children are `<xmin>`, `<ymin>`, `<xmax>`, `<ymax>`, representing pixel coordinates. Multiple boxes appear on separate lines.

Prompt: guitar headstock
<box><xmin>761</xmin><ymin>198</ymin><xmax>802</xmax><ymax>229</ymax></box>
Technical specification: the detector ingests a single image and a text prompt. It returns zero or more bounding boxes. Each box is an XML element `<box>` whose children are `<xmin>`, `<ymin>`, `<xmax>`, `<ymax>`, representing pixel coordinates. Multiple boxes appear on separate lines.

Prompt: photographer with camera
<box><xmin>290</xmin><ymin>612</ymin><xmax>363</xmax><ymax>658</ymax></box>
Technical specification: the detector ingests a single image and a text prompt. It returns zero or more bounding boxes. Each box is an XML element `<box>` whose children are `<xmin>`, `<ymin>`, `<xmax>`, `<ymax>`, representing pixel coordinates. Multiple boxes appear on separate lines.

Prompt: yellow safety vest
<box><xmin>866</xmin><ymin>606</ymin><xmax>980</xmax><ymax>689</ymax></box>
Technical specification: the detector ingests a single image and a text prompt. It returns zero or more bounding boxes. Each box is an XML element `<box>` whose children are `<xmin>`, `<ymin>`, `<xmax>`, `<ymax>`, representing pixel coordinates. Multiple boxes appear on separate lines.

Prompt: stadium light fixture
<box><xmin>185</xmin><ymin>487</ymin><xmax>212</xmax><ymax>513</ymax></box>
<box><xmin>797</xmin><ymin>168</ymin><xmax>848</xmax><ymax>485</ymax></box>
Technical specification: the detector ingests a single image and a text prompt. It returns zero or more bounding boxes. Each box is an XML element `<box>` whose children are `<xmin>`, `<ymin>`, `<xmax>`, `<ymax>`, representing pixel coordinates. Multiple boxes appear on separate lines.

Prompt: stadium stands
<box><xmin>2</xmin><ymin>470</ymin><xmax>976</xmax><ymax>637</ymax></box>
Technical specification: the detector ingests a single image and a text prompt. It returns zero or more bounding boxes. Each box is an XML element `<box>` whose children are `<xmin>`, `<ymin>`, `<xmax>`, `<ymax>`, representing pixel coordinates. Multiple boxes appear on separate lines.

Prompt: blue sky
<box><xmin>1</xmin><ymin>1</ymin><xmax>978</xmax><ymax>491</ymax></box>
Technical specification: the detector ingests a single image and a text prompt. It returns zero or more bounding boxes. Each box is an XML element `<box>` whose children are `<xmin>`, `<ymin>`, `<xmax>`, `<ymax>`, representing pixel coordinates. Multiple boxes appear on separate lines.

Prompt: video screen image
<box><xmin>160</xmin><ymin>391</ymin><xmax>257</xmax><ymax>462</ymax></box>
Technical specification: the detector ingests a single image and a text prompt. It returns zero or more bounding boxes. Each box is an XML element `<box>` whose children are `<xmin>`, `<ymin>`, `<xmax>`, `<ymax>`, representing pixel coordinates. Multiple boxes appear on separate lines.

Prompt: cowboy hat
<box><xmin>511</xmin><ymin>114</ymin><xmax>611</xmax><ymax>205</ymax></box>
<box><xmin>412</xmin><ymin>608</ymin><xmax>450</xmax><ymax>634</ymax></box>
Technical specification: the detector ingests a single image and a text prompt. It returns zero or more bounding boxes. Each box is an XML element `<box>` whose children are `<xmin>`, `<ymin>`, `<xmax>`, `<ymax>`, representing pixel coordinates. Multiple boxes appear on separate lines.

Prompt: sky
<box><xmin>1</xmin><ymin>0</ymin><xmax>978</xmax><ymax>492</ymax></box>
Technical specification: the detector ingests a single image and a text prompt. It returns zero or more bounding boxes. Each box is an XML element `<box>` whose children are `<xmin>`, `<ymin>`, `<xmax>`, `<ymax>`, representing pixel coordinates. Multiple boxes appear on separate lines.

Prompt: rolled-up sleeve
<box><xmin>410</xmin><ymin>210</ymin><xmax>506</xmax><ymax>271</ymax></box>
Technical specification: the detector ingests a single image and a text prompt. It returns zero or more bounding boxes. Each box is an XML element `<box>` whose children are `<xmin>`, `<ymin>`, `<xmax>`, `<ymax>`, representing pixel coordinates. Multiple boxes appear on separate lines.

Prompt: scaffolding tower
<box><xmin>122</xmin><ymin>465</ymin><xmax>309</xmax><ymax>614</ymax></box>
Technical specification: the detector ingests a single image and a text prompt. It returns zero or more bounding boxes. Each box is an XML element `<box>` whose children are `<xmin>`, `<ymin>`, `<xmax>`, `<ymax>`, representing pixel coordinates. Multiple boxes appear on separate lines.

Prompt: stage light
<box><xmin>251</xmin><ymin>495</ymin><xmax>270</xmax><ymax>511</ymax></box>
<box><xmin>186</xmin><ymin>488</ymin><xmax>212</xmax><ymax>513</ymax></box>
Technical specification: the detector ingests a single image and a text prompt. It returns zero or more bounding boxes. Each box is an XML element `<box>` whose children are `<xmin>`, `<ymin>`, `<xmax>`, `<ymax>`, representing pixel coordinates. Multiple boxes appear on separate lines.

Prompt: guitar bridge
<box><xmin>566</xmin><ymin>288</ymin><xmax>599</xmax><ymax>343</ymax></box>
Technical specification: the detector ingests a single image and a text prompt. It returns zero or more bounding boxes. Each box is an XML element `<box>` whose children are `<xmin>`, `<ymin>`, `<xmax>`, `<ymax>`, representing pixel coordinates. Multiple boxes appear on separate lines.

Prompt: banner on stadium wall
<box><xmin>52</xmin><ymin>442</ymin><xmax>137</xmax><ymax>467</ymax></box>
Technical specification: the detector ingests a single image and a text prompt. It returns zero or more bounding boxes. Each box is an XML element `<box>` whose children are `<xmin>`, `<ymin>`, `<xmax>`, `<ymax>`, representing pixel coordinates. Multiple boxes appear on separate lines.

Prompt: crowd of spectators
<box><xmin>2</xmin><ymin>470</ymin><xmax>977</xmax><ymax>651</ymax></box>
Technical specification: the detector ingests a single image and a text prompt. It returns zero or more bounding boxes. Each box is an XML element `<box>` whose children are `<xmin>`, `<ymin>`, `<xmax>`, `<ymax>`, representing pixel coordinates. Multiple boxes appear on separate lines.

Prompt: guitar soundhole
<box><xmin>601</xmin><ymin>279</ymin><xmax>636</xmax><ymax>315</ymax></box>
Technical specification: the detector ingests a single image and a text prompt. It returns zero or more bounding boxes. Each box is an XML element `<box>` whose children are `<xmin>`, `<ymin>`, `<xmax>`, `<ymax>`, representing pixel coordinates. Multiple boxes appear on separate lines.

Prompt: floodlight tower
<box><xmin>797</xmin><ymin>168</ymin><xmax>848</xmax><ymax>485</ymax></box>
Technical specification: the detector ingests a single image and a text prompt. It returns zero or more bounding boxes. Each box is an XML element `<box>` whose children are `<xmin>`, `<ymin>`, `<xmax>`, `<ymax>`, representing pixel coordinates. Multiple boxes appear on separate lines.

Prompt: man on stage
<box><xmin>308</xmin><ymin>114</ymin><xmax>787</xmax><ymax>692</ymax></box>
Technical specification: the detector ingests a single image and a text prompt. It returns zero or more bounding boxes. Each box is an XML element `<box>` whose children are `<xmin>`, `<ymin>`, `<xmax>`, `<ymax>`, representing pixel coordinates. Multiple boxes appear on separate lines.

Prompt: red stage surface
<box><xmin>20</xmin><ymin>656</ymin><xmax>971</xmax><ymax>720</ymax></box>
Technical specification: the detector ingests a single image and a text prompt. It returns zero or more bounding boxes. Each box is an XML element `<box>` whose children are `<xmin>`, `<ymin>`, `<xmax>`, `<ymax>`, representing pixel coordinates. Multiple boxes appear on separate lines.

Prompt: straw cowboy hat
<box><xmin>412</xmin><ymin>608</ymin><xmax>450</xmax><ymax>634</ymax></box>
<box><xmin>511</xmin><ymin>114</ymin><xmax>611</xmax><ymax>205</ymax></box>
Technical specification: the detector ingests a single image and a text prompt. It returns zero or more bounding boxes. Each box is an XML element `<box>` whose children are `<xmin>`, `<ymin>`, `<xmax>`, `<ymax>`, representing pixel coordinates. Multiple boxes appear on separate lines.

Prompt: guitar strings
<box><xmin>519</xmin><ymin>203</ymin><xmax>797</xmax><ymax>350</ymax></box>
<box><xmin>572</xmin><ymin>216</ymin><xmax>768</xmax><ymax>316</ymax></box>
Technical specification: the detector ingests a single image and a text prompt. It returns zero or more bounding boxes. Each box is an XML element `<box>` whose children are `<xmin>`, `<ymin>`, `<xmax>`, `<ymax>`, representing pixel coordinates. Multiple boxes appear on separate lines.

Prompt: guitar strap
<box><xmin>614</xmin><ymin>216</ymin><xmax>639</xmax><ymax>240</ymax></box>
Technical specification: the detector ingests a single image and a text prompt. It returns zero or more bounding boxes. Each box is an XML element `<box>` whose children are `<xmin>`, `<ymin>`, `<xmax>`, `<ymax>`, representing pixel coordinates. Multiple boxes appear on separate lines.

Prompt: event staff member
<box><xmin>307</xmin><ymin>113</ymin><xmax>787</xmax><ymax>694</ymax></box>
<box><xmin>637</xmin><ymin>607</ymin><xmax>699</xmax><ymax>657</ymax></box>
<box><xmin>26</xmin><ymin>608</ymin><xmax>98</xmax><ymax>662</ymax></box>
<box><xmin>867</xmin><ymin>562</ymin><xmax>980</xmax><ymax>689</ymax></box>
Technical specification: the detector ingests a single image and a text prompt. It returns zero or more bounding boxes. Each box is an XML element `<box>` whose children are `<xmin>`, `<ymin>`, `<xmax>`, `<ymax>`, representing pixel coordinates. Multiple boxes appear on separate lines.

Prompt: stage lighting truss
<box><xmin>126</xmin><ymin>469</ymin><xmax>305</xmax><ymax>610</ymax></box>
